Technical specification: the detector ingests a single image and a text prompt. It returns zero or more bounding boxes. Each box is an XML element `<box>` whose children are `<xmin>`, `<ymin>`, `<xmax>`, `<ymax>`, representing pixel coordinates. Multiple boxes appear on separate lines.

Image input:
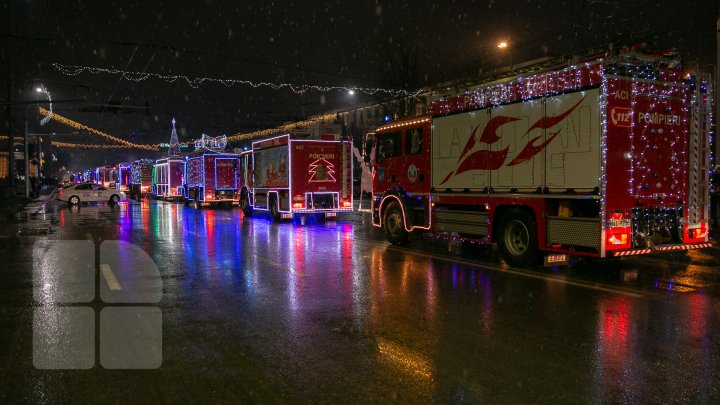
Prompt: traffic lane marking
<box><xmin>100</xmin><ymin>264</ymin><xmax>122</xmax><ymax>291</ymax></box>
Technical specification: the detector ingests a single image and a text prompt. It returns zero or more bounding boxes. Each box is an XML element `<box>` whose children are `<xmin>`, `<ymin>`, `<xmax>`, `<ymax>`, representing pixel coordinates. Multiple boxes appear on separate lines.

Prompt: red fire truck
<box><xmin>153</xmin><ymin>157</ymin><xmax>184</xmax><ymax>201</ymax></box>
<box><xmin>184</xmin><ymin>153</ymin><xmax>242</xmax><ymax>208</ymax></box>
<box><xmin>245</xmin><ymin>134</ymin><xmax>353</xmax><ymax>219</ymax></box>
<box><xmin>129</xmin><ymin>159</ymin><xmax>154</xmax><ymax>199</ymax></box>
<box><xmin>115</xmin><ymin>162</ymin><xmax>131</xmax><ymax>192</ymax></box>
<box><xmin>95</xmin><ymin>165</ymin><xmax>116</xmax><ymax>188</ymax></box>
<box><xmin>370</xmin><ymin>51</ymin><xmax>712</xmax><ymax>267</ymax></box>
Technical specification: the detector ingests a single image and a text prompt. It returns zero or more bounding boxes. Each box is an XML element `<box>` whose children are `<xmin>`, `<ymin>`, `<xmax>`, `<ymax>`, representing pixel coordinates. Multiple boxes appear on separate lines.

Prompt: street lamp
<box><xmin>497</xmin><ymin>40</ymin><xmax>513</xmax><ymax>72</ymax></box>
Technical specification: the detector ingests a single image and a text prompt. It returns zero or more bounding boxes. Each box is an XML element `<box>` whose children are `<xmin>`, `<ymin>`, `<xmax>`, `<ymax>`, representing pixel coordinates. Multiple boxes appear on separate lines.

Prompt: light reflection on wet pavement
<box><xmin>1</xmin><ymin>199</ymin><xmax>719</xmax><ymax>403</ymax></box>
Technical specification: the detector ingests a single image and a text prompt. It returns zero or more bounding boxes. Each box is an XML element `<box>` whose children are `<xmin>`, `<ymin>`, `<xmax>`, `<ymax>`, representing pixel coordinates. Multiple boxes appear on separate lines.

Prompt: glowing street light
<box><xmin>496</xmin><ymin>40</ymin><xmax>513</xmax><ymax>72</ymax></box>
<box><xmin>348</xmin><ymin>89</ymin><xmax>355</xmax><ymax>96</ymax></box>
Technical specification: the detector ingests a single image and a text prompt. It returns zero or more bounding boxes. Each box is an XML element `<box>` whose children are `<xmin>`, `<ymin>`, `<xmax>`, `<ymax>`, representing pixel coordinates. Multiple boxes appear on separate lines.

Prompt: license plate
<box><xmin>281</xmin><ymin>213</ymin><xmax>293</xmax><ymax>219</ymax></box>
<box><xmin>325</xmin><ymin>212</ymin><xmax>337</xmax><ymax>218</ymax></box>
<box><xmin>544</xmin><ymin>254</ymin><xmax>568</xmax><ymax>266</ymax></box>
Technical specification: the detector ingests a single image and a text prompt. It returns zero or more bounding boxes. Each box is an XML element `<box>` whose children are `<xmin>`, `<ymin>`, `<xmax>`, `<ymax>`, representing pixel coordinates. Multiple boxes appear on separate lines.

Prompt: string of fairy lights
<box><xmin>53</xmin><ymin>62</ymin><xmax>422</xmax><ymax>97</ymax></box>
<box><xmin>39</xmin><ymin>106</ymin><xmax>341</xmax><ymax>150</ymax></box>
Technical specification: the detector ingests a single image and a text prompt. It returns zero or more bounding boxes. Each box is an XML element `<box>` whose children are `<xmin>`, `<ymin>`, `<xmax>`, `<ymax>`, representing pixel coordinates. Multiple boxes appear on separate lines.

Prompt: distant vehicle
<box><xmin>95</xmin><ymin>165</ymin><xmax>116</xmax><ymax>188</ymax></box>
<box><xmin>153</xmin><ymin>157</ymin><xmax>184</xmax><ymax>201</ymax></box>
<box><xmin>129</xmin><ymin>159</ymin><xmax>154</xmax><ymax>199</ymax></box>
<box><xmin>115</xmin><ymin>162</ymin><xmax>132</xmax><ymax>193</ymax></box>
<box><xmin>184</xmin><ymin>153</ymin><xmax>243</xmax><ymax>208</ymax></box>
<box><xmin>245</xmin><ymin>134</ymin><xmax>353</xmax><ymax>220</ymax></box>
<box><xmin>56</xmin><ymin>183</ymin><xmax>125</xmax><ymax>205</ymax></box>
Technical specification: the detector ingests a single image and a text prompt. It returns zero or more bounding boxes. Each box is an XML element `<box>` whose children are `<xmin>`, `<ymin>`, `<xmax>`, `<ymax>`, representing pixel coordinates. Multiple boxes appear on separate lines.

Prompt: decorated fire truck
<box><xmin>95</xmin><ymin>165</ymin><xmax>116</xmax><ymax>188</ymax></box>
<box><xmin>129</xmin><ymin>158</ymin><xmax>154</xmax><ymax>199</ymax></box>
<box><xmin>370</xmin><ymin>51</ymin><xmax>712</xmax><ymax>267</ymax></box>
<box><xmin>183</xmin><ymin>134</ymin><xmax>242</xmax><ymax>208</ymax></box>
<box><xmin>152</xmin><ymin>157</ymin><xmax>185</xmax><ymax>200</ymax></box>
<box><xmin>244</xmin><ymin>132</ymin><xmax>353</xmax><ymax>219</ymax></box>
<box><xmin>115</xmin><ymin>162</ymin><xmax>131</xmax><ymax>192</ymax></box>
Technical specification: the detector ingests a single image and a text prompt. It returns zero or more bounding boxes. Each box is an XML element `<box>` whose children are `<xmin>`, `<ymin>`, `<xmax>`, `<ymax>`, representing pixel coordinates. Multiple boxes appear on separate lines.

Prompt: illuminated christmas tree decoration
<box><xmin>308</xmin><ymin>158</ymin><xmax>336</xmax><ymax>182</ymax></box>
<box><xmin>168</xmin><ymin>118</ymin><xmax>181</xmax><ymax>157</ymax></box>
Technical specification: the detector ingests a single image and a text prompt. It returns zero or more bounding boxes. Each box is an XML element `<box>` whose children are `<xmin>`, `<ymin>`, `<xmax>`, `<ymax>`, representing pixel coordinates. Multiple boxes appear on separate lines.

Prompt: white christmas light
<box><xmin>52</xmin><ymin>63</ymin><xmax>421</xmax><ymax>97</ymax></box>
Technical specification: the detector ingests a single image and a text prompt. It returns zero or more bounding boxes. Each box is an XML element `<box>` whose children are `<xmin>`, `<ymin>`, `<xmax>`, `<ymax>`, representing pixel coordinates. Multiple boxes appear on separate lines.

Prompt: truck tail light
<box><xmin>342</xmin><ymin>201</ymin><xmax>352</xmax><ymax>208</ymax></box>
<box><xmin>293</xmin><ymin>195</ymin><xmax>304</xmax><ymax>202</ymax></box>
<box><xmin>293</xmin><ymin>202</ymin><xmax>304</xmax><ymax>209</ymax></box>
<box><xmin>58</xmin><ymin>189</ymin><xmax>63</xmax><ymax>196</ymax></box>
<box><xmin>608</xmin><ymin>233</ymin><xmax>628</xmax><ymax>245</ymax></box>
<box><xmin>687</xmin><ymin>222</ymin><xmax>707</xmax><ymax>241</ymax></box>
<box><xmin>206</xmin><ymin>194</ymin><xmax>214</xmax><ymax>200</ymax></box>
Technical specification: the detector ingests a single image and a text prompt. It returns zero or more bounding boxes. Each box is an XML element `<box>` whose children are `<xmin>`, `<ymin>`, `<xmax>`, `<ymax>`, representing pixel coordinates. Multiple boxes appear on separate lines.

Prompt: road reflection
<box><xmin>43</xmin><ymin>200</ymin><xmax>720</xmax><ymax>402</ymax></box>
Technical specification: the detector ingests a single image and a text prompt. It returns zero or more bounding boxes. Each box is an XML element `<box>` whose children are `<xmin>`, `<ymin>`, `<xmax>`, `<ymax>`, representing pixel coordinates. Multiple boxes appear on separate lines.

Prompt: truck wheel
<box><xmin>270</xmin><ymin>197</ymin><xmax>280</xmax><ymax>220</ymax></box>
<box><xmin>240</xmin><ymin>195</ymin><xmax>253</xmax><ymax>217</ymax></box>
<box><xmin>497</xmin><ymin>208</ymin><xmax>539</xmax><ymax>268</ymax></box>
<box><xmin>69</xmin><ymin>195</ymin><xmax>80</xmax><ymax>206</ymax></box>
<box><xmin>109</xmin><ymin>194</ymin><xmax>120</xmax><ymax>205</ymax></box>
<box><xmin>383</xmin><ymin>201</ymin><xmax>408</xmax><ymax>245</ymax></box>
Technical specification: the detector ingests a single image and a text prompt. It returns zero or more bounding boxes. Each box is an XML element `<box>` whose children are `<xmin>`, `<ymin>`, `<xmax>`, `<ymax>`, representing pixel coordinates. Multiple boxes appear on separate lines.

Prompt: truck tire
<box><xmin>240</xmin><ymin>195</ymin><xmax>253</xmax><ymax>217</ymax></box>
<box><xmin>497</xmin><ymin>208</ymin><xmax>539</xmax><ymax>268</ymax></box>
<box><xmin>383</xmin><ymin>201</ymin><xmax>409</xmax><ymax>245</ymax></box>
<box><xmin>69</xmin><ymin>195</ymin><xmax>80</xmax><ymax>206</ymax></box>
<box><xmin>269</xmin><ymin>196</ymin><xmax>280</xmax><ymax>220</ymax></box>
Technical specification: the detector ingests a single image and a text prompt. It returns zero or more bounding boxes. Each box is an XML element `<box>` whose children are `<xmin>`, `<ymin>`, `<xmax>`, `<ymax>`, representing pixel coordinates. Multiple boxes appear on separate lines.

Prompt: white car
<box><xmin>57</xmin><ymin>183</ymin><xmax>126</xmax><ymax>205</ymax></box>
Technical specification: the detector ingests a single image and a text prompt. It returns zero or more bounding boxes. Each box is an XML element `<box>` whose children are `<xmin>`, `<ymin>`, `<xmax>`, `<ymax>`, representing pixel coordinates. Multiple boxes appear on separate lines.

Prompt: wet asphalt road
<box><xmin>1</xmin><ymin>198</ymin><xmax>720</xmax><ymax>404</ymax></box>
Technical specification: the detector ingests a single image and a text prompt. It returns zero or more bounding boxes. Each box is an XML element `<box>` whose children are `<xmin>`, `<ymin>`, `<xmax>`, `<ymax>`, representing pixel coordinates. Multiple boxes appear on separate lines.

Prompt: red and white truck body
<box><xmin>184</xmin><ymin>153</ymin><xmax>242</xmax><ymax>207</ymax></box>
<box><xmin>246</xmin><ymin>134</ymin><xmax>353</xmax><ymax>219</ymax></box>
<box><xmin>129</xmin><ymin>159</ymin><xmax>154</xmax><ymax>199</ymax></box>
<box><xmin>95</xmin><ymin>165</ymin><xmax>116</xmax><ymax>188</ymax></box>
<box><xmin>371</xmin><ymin>52</ymin><xmax>712</xmax><ymax>267</ymax></box>
<box><xmin>115</xmin><ymin>162</ymin><xmax>131</xmax><ymax>192</ymax></box>
<box><xmin>153</xmin><ymin>157</ymin><xmax>185</xmax><ymax>200</ymax></box>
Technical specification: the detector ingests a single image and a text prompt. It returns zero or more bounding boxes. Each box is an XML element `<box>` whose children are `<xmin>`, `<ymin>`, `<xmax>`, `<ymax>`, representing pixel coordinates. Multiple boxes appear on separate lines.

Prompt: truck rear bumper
<box><xmin>610</xmin><ymin>242</ymin><xmax>712</xmax><ymax>257</ymax></box>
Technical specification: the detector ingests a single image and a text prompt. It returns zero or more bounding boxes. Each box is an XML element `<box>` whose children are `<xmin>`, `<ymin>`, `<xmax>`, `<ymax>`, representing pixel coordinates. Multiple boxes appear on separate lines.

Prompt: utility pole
<box><xmin>5</xmin><ymin>0</ymin><xmax>15</xmax><ymax>189</ymax></box>
<box><xmin>716</xmin><ymin>12</ymin><xmax>719</xmax><ymax>167</ymax></box>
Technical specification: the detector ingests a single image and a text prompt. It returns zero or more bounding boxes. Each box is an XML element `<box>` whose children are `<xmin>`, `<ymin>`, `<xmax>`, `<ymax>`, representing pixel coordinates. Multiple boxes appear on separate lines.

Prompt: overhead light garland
<box><xmin>53</xmin><ymin>62</ymin><xmax>422</xmax><ymax>97</ymax></box>
<box><xmin>51</xmin><ymin>141</ymin><xmax>149</xmax><ymax>149</ymax></box>
<box><xmin>39</xmin><ymin>107</ymin><xmax>160</xmax><ymax>151</ymax></box>
<box><xmin>225</xmin><ymin>113</ymin><xmax>338</xmax><ymax>142</ymax></box>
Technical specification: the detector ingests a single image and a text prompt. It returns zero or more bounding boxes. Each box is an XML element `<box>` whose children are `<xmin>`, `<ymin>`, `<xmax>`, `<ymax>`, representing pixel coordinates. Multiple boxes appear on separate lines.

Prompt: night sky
<box><xmin>2</xmin><ymin>0</ymin><xmax>718</xmax><ymax>169</ymax></box>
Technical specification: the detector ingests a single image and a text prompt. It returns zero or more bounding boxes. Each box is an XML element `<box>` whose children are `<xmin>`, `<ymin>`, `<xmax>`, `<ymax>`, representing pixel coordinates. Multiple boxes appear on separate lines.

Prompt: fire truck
<box><xmin>95</xmin><ymin>165</ymin><xmax>116</xmax><ymax>188</ymax></box>
<box><xmin>152</xmin><ymin>157</ymin><xmax>184</xmax><ymax>200</ymax></box>
<box><xmin>115</xmin><ymin>162</ymin><xmax>131</xmax><ymax>192</ymax></box>
<box><xmin>245</xmin><ymin>134</ymin><xmax>353</xmax><ymax>219</ymax></box>
<box><xmin>184</xmin><ymin>153</ymin><xmax>242</xmax><ymax>208</ymax></box>
<box><xmin>370</xmin><ymin>51</ymin><xmax>712</xmax><ymax>267</ymax></box>
<box><xmin>129</xmin><ymin>159</ymin><xmax>154</xmax><ymax>199</ymax></box>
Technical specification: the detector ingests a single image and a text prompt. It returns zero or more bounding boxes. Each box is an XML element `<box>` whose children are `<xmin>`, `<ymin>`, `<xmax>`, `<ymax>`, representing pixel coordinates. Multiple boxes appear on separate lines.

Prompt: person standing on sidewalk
<box><xmin>29</xmin><ymin>159</ymin><xmax>39</xmax><ymax>199</ymax></box>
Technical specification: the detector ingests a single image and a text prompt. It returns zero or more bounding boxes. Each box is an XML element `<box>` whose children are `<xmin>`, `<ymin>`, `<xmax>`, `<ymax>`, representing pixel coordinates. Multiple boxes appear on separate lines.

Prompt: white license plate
<box><xmin>325</xmin><ymin>212</ymin><xmax>337</xmax><ymax>218</ymax></box>
<box><xmin>281</xmin><ymin>213</ymin><xmax>293</xmax><ymax>219</ymax></box>
<box><xmin>544</xmin><ymin>254</ymin><xmax>568</xmax><ymax>266</ymax></box>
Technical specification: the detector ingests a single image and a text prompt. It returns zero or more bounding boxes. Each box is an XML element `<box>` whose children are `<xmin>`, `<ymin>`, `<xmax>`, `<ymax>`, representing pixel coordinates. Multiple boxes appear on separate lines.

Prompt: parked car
<box><xmin>56</xmin><ymin>183</ymin><xmax>125</xmax><ymax>205</ymax></box>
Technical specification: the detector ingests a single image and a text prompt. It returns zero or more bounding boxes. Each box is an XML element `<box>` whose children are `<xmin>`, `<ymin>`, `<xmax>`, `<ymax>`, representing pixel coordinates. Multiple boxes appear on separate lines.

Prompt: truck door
<box><xmin>374</xmin><ymin>131</ymin><xmax>402</xmax><ymax>190</ymax></box>
<box><xmin>402</xmin><ymin>126</ymin><xmax>430</xmax><ymax>194</ymax></box>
